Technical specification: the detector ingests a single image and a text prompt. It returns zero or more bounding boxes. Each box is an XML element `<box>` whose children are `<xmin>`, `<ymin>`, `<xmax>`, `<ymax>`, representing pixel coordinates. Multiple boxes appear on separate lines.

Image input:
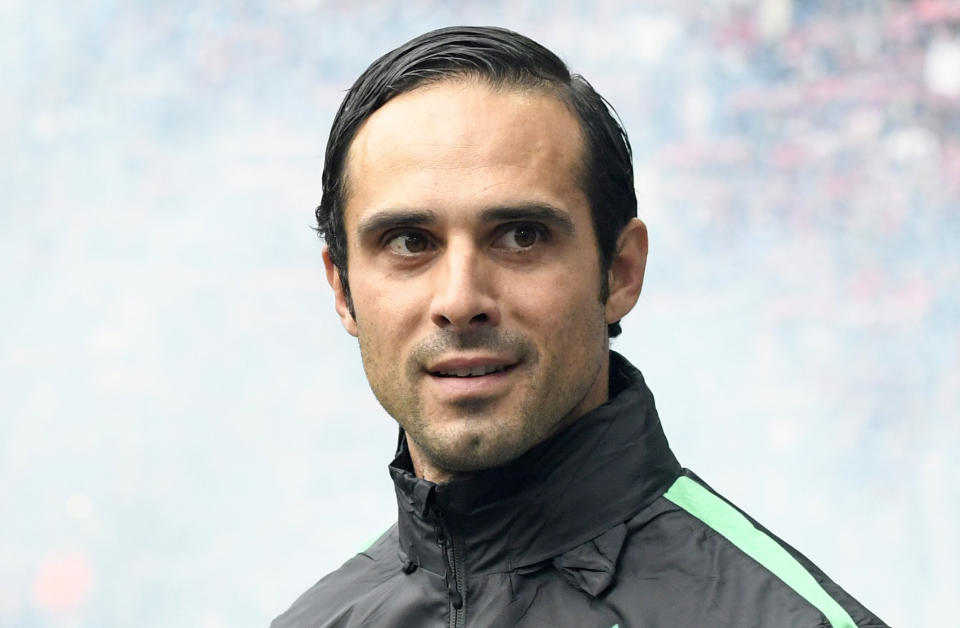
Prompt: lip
<box><xmin>426</xmin><ymin>356</ymin><xmax>517</xmax><ymax>375</ymax></box>
<box><xmin>424</xmin><ymin>356</ymin><xmax>520</xmax><ymax>398</ymax></box>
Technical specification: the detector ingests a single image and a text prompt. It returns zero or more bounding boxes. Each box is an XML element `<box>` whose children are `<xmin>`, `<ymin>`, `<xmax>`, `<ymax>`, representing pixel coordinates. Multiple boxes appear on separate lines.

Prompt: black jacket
<box><xmin>273</xmin><ymin>352</ymin><xmax>887</xmax><ymax>627</ymax></box>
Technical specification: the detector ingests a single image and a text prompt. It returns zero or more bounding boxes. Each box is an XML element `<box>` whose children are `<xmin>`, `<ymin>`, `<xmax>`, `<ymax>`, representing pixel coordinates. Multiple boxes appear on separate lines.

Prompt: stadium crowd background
<box><xmin>2</xmin><ymin>1</ymin><xmax>957</xmax><ymax>626</ymax></box>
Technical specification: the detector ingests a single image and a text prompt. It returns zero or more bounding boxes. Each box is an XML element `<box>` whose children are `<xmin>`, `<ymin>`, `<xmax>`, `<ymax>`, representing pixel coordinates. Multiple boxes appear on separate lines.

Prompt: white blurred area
<box><xmin>2</xmin><ymin>1</ymin><xmax>958</xmax><ymax>626</ymax></box>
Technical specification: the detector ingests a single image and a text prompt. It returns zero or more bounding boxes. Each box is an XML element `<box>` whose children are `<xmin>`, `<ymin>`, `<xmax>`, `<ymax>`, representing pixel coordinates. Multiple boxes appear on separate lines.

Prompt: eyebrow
<box><xmin>356</xmin><ymin>209</ymin><xmax>439</xmax><ymax>240</ymax></box>
<box><xmin>355</xmin><ymin>203</ymin><xmax>576</xmax><ymax>239</ymax></box>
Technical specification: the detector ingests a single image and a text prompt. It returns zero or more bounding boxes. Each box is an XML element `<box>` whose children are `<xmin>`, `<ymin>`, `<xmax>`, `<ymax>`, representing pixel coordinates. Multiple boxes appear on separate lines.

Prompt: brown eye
<box><xmin>386</xmin><ymin>232</ymin><xmax>430</xmax><ymax>255</ymax></box>
<box><xmin>513</xmin><ymin>226</ymin><xmax>538</xmax><ymax>247</ymax></box>
<box><xmin>495</xmin><ymin>224</ymin><xmax>543</xmax><ymax>250</ymax></box>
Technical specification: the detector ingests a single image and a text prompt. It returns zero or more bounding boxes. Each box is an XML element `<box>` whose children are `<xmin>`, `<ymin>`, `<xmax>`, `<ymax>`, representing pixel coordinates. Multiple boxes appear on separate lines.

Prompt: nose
<box><xmin>429</xmin><ymin>245</ymin><xmax>500</xmax><ymax>331</ymax></box>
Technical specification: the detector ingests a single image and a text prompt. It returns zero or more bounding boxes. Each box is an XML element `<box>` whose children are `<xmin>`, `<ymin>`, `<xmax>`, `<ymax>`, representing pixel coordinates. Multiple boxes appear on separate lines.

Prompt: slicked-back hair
<box><xmin>318</xmin><ymin>25</ymin><xmax>637</xmax><ymax>337</ymax></box>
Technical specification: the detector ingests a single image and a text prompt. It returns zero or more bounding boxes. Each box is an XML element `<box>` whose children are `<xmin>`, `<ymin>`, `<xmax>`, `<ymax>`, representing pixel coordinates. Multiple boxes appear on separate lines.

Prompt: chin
<box><xmin>419</xmin><ymin>422</ymin><xmax>534</xmax><ymax>474</ymax></box>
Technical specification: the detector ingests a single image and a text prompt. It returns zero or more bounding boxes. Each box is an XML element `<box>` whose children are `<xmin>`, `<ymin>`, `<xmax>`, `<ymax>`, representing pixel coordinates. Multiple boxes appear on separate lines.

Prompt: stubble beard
<box><xmin>359</xmin><ymin>323</ymin><xmax>607</xmax><ymax>477</ymax></box>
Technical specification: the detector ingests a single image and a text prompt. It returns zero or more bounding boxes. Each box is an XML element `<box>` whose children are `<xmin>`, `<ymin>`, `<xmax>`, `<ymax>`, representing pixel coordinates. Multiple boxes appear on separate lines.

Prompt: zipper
<box><xmin>435</xmin><ymin>515</ymin><xmax>464</xmax><ymax>628</ymax></box>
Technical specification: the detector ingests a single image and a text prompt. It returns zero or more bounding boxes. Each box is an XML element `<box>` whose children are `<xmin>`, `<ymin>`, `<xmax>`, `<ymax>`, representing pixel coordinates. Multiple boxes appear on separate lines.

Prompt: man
<box><xmin>273</xmin><ymin>26</ymin><xmax>887</xmax><ymax>628</ymax></box>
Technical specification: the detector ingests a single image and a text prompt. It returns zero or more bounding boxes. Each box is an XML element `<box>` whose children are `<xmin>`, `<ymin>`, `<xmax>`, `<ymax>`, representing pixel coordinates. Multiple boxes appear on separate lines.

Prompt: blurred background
<box><xmin>2</xmin><ymin>0</ymin><xmax>958</xmax><ymax>626</ymax></box>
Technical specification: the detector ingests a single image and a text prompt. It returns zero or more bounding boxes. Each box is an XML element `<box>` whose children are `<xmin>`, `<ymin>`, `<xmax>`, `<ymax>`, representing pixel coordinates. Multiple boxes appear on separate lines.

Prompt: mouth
<box><xmin>431</xmin><ymin>364</ymin><xmax>514</xmax><ymax>378</ymax></box>
<box><xmin>424</xmin><ymin>357</ymin><xmax>520</xmax><ymax>392</ymax></box>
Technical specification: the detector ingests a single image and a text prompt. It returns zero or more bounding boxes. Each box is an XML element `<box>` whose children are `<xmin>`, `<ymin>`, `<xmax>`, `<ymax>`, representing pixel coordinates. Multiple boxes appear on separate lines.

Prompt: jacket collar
<box><xmin>389</xmin><ymin>351</ymin><xmax>681</xmax><ymax>580</ymax></box>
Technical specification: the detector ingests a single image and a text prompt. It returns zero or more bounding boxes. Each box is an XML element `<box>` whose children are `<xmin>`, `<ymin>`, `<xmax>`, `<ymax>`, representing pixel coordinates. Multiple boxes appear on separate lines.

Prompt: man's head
<box><xmin>319</xmin><ymin>26</ymin><xmax>638</xmax><ymax>338</ymax></box>
<box><xmin>319</xmin><ymin>27</ymin><xmax>648</xmax><ymax>482</ymax></box>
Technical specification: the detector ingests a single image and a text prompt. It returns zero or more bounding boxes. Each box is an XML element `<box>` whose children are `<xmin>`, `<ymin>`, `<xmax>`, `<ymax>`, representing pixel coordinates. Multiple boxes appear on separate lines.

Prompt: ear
<box><xmin>322</xmin><ymin>247</ymin><xmax>359</xmax><ymax>337</ymax></box>
<box><xmin>605</xmin><ymin>218</ymin><xmax>648</xmax><ymax>326</ymax></box>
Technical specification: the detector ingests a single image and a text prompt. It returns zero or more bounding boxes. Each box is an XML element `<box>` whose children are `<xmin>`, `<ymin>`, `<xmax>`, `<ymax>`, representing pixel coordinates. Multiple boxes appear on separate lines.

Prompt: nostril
<box><xmin>429</xmin><ymin>291</ymin><xmax>499</xmax><ymax>330</ymax></box>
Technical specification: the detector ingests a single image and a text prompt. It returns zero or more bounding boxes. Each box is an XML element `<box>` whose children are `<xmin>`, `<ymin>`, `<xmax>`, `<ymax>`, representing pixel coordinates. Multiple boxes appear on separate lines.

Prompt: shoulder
<box><xmin>270</xmin><ymin>524</ymin><xmax>401</xmax><ymax>628</ymax></box>
<box><xmin>614</xmin><ymin>471</ymin><xmax>888</xmax><ymax>627</ymax></box>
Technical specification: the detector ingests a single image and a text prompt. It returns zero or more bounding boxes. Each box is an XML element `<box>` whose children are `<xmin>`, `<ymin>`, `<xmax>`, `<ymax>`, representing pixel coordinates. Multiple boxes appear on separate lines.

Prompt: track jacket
<box><xmin>272</xmin><ymin>352</ymin><xmax>887</xmax><ymax>627</ymax></box>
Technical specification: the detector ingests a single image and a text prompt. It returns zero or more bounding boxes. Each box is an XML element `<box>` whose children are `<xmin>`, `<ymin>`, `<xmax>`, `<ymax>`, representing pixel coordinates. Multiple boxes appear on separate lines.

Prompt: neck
<box><xmin>407</xmin><ymin>439</ymin><xmax>459</xmax><ymax>483</ymax></box>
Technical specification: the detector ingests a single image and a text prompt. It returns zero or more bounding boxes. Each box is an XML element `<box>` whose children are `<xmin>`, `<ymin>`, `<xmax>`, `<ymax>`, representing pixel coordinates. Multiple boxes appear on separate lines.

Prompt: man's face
<box><xmin>328</xmin><ymin>79</ymin><xmax>623</xmax><ymax>481</ymax></box>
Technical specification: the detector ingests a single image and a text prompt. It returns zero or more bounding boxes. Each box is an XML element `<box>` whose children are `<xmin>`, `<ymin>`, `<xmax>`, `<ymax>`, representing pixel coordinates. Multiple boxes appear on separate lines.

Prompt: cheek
<box><xmin>351</xmin><ymin>275</ymin><xmax>425</xmax><ymax>348</ymax></box>
<box><xmin>508</xmin><ymin>269</ymin><xmax>605</xmax><ymax>340</ymax></box>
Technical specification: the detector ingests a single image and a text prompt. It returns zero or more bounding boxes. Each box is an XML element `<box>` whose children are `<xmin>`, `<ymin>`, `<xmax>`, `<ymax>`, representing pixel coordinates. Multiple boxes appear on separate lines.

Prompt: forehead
<box><xmin>341</xmin><ymin>79</ymin><xmax>588</xmax><ymax>225</ymax></box>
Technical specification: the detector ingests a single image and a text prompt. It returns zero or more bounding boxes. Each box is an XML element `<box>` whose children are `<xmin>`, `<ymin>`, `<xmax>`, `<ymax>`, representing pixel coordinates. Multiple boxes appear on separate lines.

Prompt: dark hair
<box><xmin>318</xmin><ymin>26</ymin><xmax>636</xmax><ymax>337</ymax></box>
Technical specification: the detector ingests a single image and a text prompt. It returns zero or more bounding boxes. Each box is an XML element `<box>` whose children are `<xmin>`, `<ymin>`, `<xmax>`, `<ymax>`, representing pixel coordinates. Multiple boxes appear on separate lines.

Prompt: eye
<box><xmin>385</xmin><ymin>231</ymin><xmax>432</xmax><ymax>256</ymax></box>
<box><xmin>494</xmin><ymin>224</ymin><xmax>545</xmax><ymax>251</ymax></box>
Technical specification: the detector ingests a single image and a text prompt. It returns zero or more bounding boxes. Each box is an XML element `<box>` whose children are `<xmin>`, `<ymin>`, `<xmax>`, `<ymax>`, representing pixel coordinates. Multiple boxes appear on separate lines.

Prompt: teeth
<box><xmin>437</xmin><ymin>365</ymin><xmax>507</xmax><ymax>377</ymax></box>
